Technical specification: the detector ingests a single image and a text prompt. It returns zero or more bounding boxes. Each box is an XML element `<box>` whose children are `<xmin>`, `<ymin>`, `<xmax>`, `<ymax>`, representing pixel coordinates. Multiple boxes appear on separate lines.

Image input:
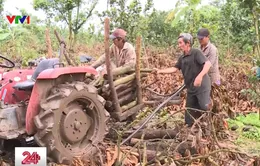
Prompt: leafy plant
<box><xmin>227</xmin><ymin>113</ymin><xmax>260</xmax><ymax>141</ymax></box>
<box><xmin>33</xmin><ymin>0</ymin><xmax>99</xmax><ymax>48</ymax></box>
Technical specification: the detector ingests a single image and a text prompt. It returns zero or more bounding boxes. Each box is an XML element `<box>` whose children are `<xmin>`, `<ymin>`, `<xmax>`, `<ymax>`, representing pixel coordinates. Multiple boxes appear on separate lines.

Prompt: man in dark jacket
<box><xmin>155</xmin><ymin>33</ymin><xmax>212</xmax><ymax>126</ymax></box>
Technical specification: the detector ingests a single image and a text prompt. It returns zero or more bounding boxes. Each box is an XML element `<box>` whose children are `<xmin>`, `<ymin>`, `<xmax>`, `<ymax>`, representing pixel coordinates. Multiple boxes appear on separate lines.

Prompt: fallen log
<box><xmin>117</xmin><ymin>104</ymin><xmax>144</xmax><ymax>121</ymax></box>
<box><xmin>103</xmin><ymin>66</ymin><xmax>134</xmax><ymax>79</ymax></box>
<box><xmin>115</xmin><ymin>80</ymin><xmax>135</xmax><ymax>92</ymax></box>
<box><xmin>143</xmin><ymin>100</ymin><xmax>182</xmax><ymax>106</ymax></box>
<box><xmin>150</xmin><ymin>95</ymin><xmax>181</xmax><ymax>101</ymax></box>
<box><xmin>128</xmin><ymin>138</ymin><xmax>196</xmax><ymax>159</ymax></box>
<box><xmin>103</xmin><ymin>73</ymin><xmax>147</xmax><ymax>93</ymax></box>
<box><xmin>129</xmin><ymin>138</ymin><xmax>181</xmax><ymax>152</ymax></box>
<box><xmin>121</xmin><ymin>100</ymin><xmax>137</xmax><ymax>112</ymax></box>
<box><xmin>131</xmin><ymin>68</ymin><xmax>153</xmax><ymax>73</ymax></box>
<box><xmin>119</xmin><ymin>92</ymin><xmax>135</xmax><ymax>106</ymax></box>
<box><xmin>118</xmin><ymin>87</ymin><xmax>135</xmax><ymax>98</ymax></box>
<box><xmin>103</xmin><ymin>68</ymin><xmax>153</xmax><ymax>79</ymax></box>
<box><xmin>123</xmin><ymin>129</ymin><xmax>179</xmax><ymax>140</ymax></box>
<box><xmin>103</xmin><ymin>73</ymin><xmax>136</xmax><ymax>91</ymax></box>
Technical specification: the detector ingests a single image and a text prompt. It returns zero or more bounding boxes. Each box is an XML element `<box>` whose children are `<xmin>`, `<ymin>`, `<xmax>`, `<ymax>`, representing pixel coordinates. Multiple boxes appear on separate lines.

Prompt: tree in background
<box><xmin>238</xmin><ymin>0</ymin><xmax>260</xmax><ymax>59</ymax></box>
<box><xmin>0</xmin><ymin>0</ymin><xmax>4</xmax><ymax>15</ymax></box>
<box><xmin>166</xmin><ymin>0</ymin><xmax>202</xmax><ymax>35</ymax></box>
<box><xmin>33</xmin><ymin>0</ymin><xmax>98</xmax><ymax>49</ymax></box>
<box><xmin>0</xmin><ymin>0</ymin><xmax>259</xmax><ymax>66</ymax></box>
<box><xmin>166</xmin><ymin>0</ymin><xmax>221</xmax><ymax>48</ymax></box>
<box><xmin>98</xmin><ymin>0</ymin><xmax>154</xmax><ymax>43</ymax></box>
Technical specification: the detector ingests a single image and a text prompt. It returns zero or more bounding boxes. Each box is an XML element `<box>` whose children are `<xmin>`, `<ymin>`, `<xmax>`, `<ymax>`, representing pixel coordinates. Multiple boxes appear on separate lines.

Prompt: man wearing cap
<box><xmin>91</xmin><ymin>28</ymin><xmax>136</xmax><ymax>71</ymax></box>
<box><xmin>155</xmin><ymin>33</ymin><xmax>212</xmax><ymax>127</ymax></box>
<box><xmin>197</xmin><ymin>28</ymin><xmax>220</xmax><ymax>86</ymax></box>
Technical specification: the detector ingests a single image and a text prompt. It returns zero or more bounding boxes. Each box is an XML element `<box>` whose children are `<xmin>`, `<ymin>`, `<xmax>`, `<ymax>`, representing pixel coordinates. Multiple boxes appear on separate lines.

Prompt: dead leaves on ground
<box><xmin>141</xmin><ymin>53</ymin><xmax>259</xmax><ymax>114</ymax></box>
<box><xmin>106</xmin><ymin>146</ymin><xmax>139</xmax><ymax>166</ymax></box>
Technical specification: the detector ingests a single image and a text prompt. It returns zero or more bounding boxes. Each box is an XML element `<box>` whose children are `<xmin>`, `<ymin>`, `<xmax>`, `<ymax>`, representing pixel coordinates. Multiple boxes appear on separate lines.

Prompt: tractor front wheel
<box><xmin>33</xmin><ymin>82</ymin><xmax>110</xmax><ymax>164</ymax></box>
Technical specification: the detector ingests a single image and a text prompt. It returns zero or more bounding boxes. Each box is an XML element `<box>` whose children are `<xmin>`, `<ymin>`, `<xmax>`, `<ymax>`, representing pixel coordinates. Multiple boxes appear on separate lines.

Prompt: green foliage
<box><xmin>167</xmin><ymin>0</ymin><xmax>201</xmax><ymax>29</ymax></box>
<box><xmin>235</xmin><ymin>113</ymin><xmax>260</xmax><ymax>127</ymax></box>
<box><xmin>219</xmin><ymin>1</ymin><xmax>254</xmax><ymax>51</ymax></box>
<box><xmin>240</xmin><ymin>84</ymin><xmax>260</xmax><ymax>107</ymax></box>
<box><xmin>227</xmin><ymin>113</ymin><xmax>260</xmax><ymax>141</ymax></box>
<box><xmin>1</xmin><ymin>0</ymin><xmax>260</xmax><ymax>66</ymax></box>
<box><xmin>146</xmin><ymin>10</ymin><xmax>179</xmax><ymax>46</ymax></box>
<box><xmin>98</xmin><ymin>0</ymin><xmax>154</xmax><ymax>43</ymax></box>
<box><xmin>0</xmin><ymin>0</ymin><xmax>4</xmax><ymax>15</ymax></box>
<box><xmin>33</xmin><ymin>0</ymin><xmax>98</xmax><ymax>47</ymax></box>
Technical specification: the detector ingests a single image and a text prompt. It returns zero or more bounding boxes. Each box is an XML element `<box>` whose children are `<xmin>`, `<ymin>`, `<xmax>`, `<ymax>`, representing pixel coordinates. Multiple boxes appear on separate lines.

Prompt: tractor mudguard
<box><xmin>26</xmin><ymin>66</ymin><xmax>98</xmax><ymax>135</ymax></box>
<box><xmin>0</xmin><ymin>69</ymin><xmax>34</xmax><ymax>104</ymax></box>
<box><xmin>37</xmin><ymin>66</ymin><xmax>98</xmax><ymax>79</ymax></box>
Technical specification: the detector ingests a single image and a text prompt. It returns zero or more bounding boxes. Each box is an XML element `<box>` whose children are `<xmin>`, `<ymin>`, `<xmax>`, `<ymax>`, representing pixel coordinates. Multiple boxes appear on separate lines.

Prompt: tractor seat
<box><xmin>13</xmin><ymin>79</ymin><xmax>35</xmax><ymax>91</ymax></box>
<box><xmin>13</xmin><ymin>58</ymin><xmax>59</xmax><ymax>91</ymax></box>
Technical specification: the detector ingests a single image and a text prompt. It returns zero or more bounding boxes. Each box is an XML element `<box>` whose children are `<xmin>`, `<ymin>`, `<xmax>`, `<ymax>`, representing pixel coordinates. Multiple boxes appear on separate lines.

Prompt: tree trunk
<box><xmin>72</xmin><ymin>31</ymin><xmax>78</xmax><ymax>48</ymax></box>
<box><xmin>117</xmin><ymin>87</ymin><xmax>135</xmax><ymax>98</ymax></box>
<box><xmin>68</xmin><ymin>10</ymin><xmax>73</xmax><ymax>50</ymax></box>
<box><xmin>45</xmin><ymin>28</ymin><xmax>53</xmax><ymax>58</ymax></box>
<box><xmin>253</xmin><ymin>8</ymin><xmax>260</xmax><ymax>60</ymax></box>
<box><xmin>115</xmin><ymin>81</ymin><xmax>134</xmax><ymax>92</ymax></box>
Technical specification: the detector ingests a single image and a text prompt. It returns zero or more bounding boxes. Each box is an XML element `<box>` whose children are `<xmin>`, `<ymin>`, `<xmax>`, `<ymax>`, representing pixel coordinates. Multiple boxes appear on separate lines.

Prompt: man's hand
<box><xmin>194</xmin><ymin>75</ymin><xmax>203</xmax><ymax>87</ymax></box>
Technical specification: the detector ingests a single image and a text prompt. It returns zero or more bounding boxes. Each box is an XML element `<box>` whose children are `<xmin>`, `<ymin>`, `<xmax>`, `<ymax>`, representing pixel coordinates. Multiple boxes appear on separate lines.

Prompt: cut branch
<box><xmin>121</xmin><ymin>100</ymin><xmax>137</xmax><ymax>112</ymax></box>
<box><xmin>135</xmin><ymin>36</ymin><xmax>142</xmax><ymax>104</ymax></box>
<box><xmin>104</xmin><ymin>18</ymin><xmax>121</xmax><ymax>113</ymax></box>
<box><xmin>123</xmin><ymin>129</ymin><xmax>179</xmax><ymax>140</ymax></box>
<box><xmin>103</xmin><ymin>73</ymin><xmax>136</xmax><ymax>91</ymax></box>
<box><xmin>103</xmin><ymin>65</ymin><xmax>134</xmax><ymax>79</ymax></box>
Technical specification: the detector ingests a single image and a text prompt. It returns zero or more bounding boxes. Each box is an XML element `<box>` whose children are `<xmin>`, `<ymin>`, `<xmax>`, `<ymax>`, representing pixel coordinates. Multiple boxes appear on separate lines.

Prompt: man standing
<box><xmin>155</xmin><ymin>33</ymin><xmax>212</xmax><ymax>127</ymax></box>
<box><xmin>91</xmin><ymin>28</ymin><xmax>136</xmax><ymax>72</ymax></box>
<box><xmin>197</xmin><ymin>28</ymin><xmax>221</xmax><ymax>86</ymax></box>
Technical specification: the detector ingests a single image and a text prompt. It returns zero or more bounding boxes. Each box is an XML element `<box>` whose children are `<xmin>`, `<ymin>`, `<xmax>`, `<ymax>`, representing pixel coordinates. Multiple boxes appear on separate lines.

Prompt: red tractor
<box><xmin>0</xmin><ymin>55</ymin><xmax>110</xmax><ymax>164</ymax></box>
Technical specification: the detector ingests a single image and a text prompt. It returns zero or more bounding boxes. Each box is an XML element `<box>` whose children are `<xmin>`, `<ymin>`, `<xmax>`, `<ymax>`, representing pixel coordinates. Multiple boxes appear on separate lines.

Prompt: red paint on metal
<box><xmin>26</xmin><ymin>83</ymin><xmax>40</xmax><ymax>135</ymax></box>
<box><xmin>26</xmin><ymin>66</ymin><xmax>98</xmax><ymax>135</ymax></box>
<box><xmin>0</xmin><ymin>69</ymin><xmax>34</xmax><ymax>104</ymax></box>
<box><xmin>37</xmin><ymin>66</ymin><xmax>97</xmax><ymax>79</ymax></box>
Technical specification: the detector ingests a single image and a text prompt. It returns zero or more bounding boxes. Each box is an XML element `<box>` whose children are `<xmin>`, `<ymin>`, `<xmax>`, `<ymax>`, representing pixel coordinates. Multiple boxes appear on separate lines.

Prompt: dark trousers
<box><xmin>185</xmin><ymin>91</ymin><xmax>211</xmax><ymax>127</ymax></box>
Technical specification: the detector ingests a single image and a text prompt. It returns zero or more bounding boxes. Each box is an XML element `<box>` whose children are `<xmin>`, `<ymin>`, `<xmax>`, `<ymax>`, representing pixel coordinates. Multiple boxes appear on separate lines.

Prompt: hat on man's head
<box><xmin>178</xmin><ymin>33</ymin><xmax>194</xmax><ymax>46</ymax></box>
<box><xmin>109</xmin><ymin>28</ymin><xmax>127</xmax><ymax>40</ymax></box>
<box><xmin>197</xmin><ymin>28</ymin><xmax>210</xmax><ymax>39</ymax></box>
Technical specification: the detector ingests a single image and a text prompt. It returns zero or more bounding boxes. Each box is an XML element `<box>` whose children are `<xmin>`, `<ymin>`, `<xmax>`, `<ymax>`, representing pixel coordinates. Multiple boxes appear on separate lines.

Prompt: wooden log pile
<box><xmin>100</xmin><ymin>66</ymin><xmax>150</xmax><ymax>114</ymax></box>
<box><xmin>102</xmin><ymin>110</ymin><xmax>260</xmax><ymax>166</ymax></box>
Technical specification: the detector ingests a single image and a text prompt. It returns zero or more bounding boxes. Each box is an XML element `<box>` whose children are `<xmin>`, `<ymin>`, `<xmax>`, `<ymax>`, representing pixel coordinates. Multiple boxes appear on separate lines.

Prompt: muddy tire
<box><xmin>33</xmin><ymin>81</ymin><xmax>110</xmax><ymax>164</ymax></box>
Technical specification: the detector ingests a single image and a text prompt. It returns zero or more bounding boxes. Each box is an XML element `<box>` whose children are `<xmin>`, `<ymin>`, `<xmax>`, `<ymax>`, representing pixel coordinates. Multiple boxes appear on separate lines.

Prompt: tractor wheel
<box><xmin>33</xmin><ymin>81</ymin><xmax>110</xmax><ymax>164</ymax></box>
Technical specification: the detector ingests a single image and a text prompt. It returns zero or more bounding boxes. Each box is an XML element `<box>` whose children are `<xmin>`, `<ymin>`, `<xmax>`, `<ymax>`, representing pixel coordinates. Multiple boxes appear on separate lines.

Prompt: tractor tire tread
<box><xmin>33</xmin><ymin>81</ymin><xmax>109</xmax><ymax>164</ymax></box>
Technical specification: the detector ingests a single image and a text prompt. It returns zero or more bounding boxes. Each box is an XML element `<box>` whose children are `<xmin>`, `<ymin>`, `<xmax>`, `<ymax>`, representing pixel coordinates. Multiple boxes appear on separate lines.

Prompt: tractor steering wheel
<box><xmin>0</xmin><ymin>55</ymin><xmax>15</xmax><ymax>68</ymax></box>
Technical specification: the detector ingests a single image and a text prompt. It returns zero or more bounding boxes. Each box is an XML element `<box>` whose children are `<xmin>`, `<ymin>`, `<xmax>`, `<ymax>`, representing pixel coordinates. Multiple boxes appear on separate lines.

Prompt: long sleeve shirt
<box><xmin>91</xmin><ymin>42</ymin><xmax>136</xmax><ymax>69</ymax></box>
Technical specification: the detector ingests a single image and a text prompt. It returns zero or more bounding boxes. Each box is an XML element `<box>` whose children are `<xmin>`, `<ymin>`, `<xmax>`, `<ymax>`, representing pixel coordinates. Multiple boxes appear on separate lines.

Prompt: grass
<box><xmin>227</xmin><ymin>113</ymin><xmax>260</xmax><ymax>156</ymax></box>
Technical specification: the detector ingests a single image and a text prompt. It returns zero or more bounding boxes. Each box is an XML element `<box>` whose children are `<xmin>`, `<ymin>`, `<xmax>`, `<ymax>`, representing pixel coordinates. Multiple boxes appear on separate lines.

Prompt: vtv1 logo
<box><xmin>6</xmin><ymin>15</ymin><xmax>30</xmax><ymax>24</ymax></box>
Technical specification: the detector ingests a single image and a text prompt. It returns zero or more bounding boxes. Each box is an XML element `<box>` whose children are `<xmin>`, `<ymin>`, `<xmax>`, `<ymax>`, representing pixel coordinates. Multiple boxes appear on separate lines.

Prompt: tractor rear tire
<box><xmin>33</xmin><ymin>81</ymin><xmax>110</xmax><ymax>164</ymax></box>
